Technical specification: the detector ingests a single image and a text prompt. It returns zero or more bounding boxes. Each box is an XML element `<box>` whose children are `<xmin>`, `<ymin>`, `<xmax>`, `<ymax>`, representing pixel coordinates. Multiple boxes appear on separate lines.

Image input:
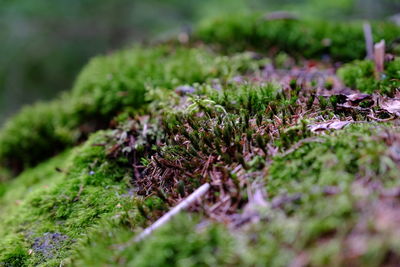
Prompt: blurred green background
<box><xmin>1</xmin><ymin>0</ymin><xmax>399</xmax><ymax>124</ymax></box>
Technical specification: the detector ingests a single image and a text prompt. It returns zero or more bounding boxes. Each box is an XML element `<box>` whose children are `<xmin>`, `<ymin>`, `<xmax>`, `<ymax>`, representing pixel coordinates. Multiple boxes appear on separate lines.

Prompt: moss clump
<box><xmin>261</xmin><ymin>124</ymin><xmax>400</xmax><ymax>266</ymax></box>
<box><xmin>69</xmin><ymin>214</ymin><xmax>234</xmax><ymax>267</ymax></box>
<box><xmin>195</xmin><ymin>13</ymin><xmax>400</xmax><ymax>61</ymax></box>
<box><xmin>0</xmin><ymin>100</ymin><xmax>77</xmax><ymax>173</ymax></box>
<box><xmin>69</xmin><ymin>46</ymin><xmax>253</xmax><ymax>119</ymax></box>
<box><xmin>0</xmin><ymin>131</ymin><xmax>139</xmax><ymax>266</ymax></box>
<box><xmin>2</xmin><ymin>11</ymin><xmax>400</xmax><ymax>267</ymax></box>
<box><xmin>66</xmin><ymin>124</ymin><xmax>400</xmax><ymax>267</ymax></box>
<box><xmin>0</xmin><ymin>242</ymin><xmax>29</xmax><ymax>267</ymax></box>
<box><xmin>338</xmin><ymin>58</ymin><xmax>400</xmax><ymax>95</ymax></box>
<box><xmin>0</xmin><ymin>46</ymin><xmax>256</xmax><ymax>174</ymax></box>
<box><xmin>337</xmin><ymin>60</ymin><xmax>377</xmax><ymax>93</ymax></box>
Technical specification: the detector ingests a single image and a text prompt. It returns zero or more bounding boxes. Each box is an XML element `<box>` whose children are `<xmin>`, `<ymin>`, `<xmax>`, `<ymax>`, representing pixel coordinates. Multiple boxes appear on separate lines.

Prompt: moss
<box><xmin>69</xmin><ymin>212</ymin><xmax>295</xmax><ymax>267</ymax></box>
<box><xmin>338</xmin><ymin>58</ymin><xmax>400</xmax><ymax>95</ymax></box>
<box><xmin>0</xmin><ymin>150</ymin><xmax>70</xmax><ymax>212</ymax></box>
<box><xmin>206</xmin><ymin>82</ymin><xmax>281</xmax><ymax>115</ymax></box>
<box><xmin>4</xmin><ymin>13</ymin><xmax>398</xmax><ymax>174</ymax></box>
<box><xmin>195</xmin><ymin>13</ymin><xmax>400</xmax><ymax>61</ymax></box>
<box><xmin>64</xmin><ymin>124</ymin><xmax>400</xmax><ymax>266</ymax></box>
<box><xmin>1</xmin><ymin>85</ymin><xmax>399</xmax><ymax>266</ymax></box>
<box><xmin>69</xmin><ymin>46</ymin><xmax>248</xmax><ymax>119</ymax></box>
<box><xmin>269</xmin><ymin>124</ymin><xmax>399</xmax><ymax>201</ymax></box>
<box><xmin>0</xmin><ymin>240</ymin><xmax>29</xmax><ymax>267</ymax></box>
<box><xmin>2</xmin><ymin>63</ymin><xmax>390</xmax><ymax>265</ymax></box>
<box><xmin>261</xmin><ymin>124</ymin><xmax>400</xmax><ymax>266</ymax></box>
<box><xmin>2</xmin><ymin>12</ymin><xmax>400</xmax><ymax>266</ymax></box>
<box><xmin>0</xmin><ymin>100</ymin><xmax>77</xmax><ymax>173</ymax></box>
<box><xmin>337</xmin><ymin>60</ymin><xmax>377</xmax><ymax>93</ymax></box>
<box><xmin>0</xmin><ymin>46</ymin><xmax>256</xmax><ymax>174</ymax></box>
<box><xmin>0</xmin><ymin>131</ymin><xmax>137</xmax><ymax>266</ymax></box>
<box><xmin>69</xmin><ymin>214</ymin><xmax>234</xmax><ymax>267</ymax></box>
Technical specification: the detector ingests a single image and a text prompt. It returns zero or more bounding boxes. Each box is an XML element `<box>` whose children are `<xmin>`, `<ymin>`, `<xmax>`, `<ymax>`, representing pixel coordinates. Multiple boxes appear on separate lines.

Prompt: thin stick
<box><xmin>374</xmin><ymin>40</ymin><xmax>386</xmax><ymax>75</ymax></box>
<box><xmin>134</xmin><ymin>183</ymin><xmax>210</xmax><ymax>242</ymax></box>
<box><xmin>363</xmin><ymin>22</ymin><xmax>374</xmax><ymax>60</ymax></box>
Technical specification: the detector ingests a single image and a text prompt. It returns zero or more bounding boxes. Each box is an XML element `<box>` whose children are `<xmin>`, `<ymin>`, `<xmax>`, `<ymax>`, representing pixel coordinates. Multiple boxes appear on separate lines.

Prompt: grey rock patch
<box><xmin>32</xmin><ymin>232</ymin><xmax>68</xmax><ymax>259</ymax></box>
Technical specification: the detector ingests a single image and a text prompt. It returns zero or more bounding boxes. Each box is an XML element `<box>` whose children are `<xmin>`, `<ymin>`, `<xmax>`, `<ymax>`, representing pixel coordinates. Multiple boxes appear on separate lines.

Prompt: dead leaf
<box><xmin>380</xmin><ymin>98</ymin><xmax>400</xmax><ymax>116</ymax></box>
<box><xmin>346</xmin><ymin>93</ymin><xmax>371</xmax><ymax>103</ymax></box>
<box><xmin>309</xmin><ymin>120</ymin><xmax>351</xmax><ymax>132</ymax></box>
<box><xmin>328</xmin><ymin>121</ymin><xmax>351</xmax><ymax>130</ymax></box>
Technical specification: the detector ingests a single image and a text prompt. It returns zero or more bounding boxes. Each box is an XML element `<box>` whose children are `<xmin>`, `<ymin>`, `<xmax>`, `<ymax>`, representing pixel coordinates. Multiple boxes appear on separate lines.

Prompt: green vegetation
<box><xmin>1</xmin><ymin>9</ymin><xmax>400</xmax><ymax>267</ymax></box>
<box><xmin>0</xmin><ymin>100</ymin><xmax>76</xmax><ymax>172</ymax></box>
<box><xmin>0</xmin><ymin>46</ymin><xmax>256</xmax><ymax>174</ymax></box>
<box><xmin>1</xmin><ymin>0</ymin><xmax>273</xmax><ymax>124</ymax></box>
<box><xmin>65</xmin><ymin>125</ymin><xmax>400</xmax><ymax>266</ymax></box>
<box><xmin>195</xmin><ymin>13</ymin><xmax>400</xmax><ymax>61</ymax></box>
<box><xmin>338</xmin><ymin>58</ymin><xmax>400</xmax><ymax>94</ymax></box>
<box><xmin>2</xmin><ymin>0</ymin><xmax>399</xmax><ymax>126</ymax></box>
<box><xmin>69</xmin><ymin>214</ymin><xmax>233</xmax><ymax>266</ymax></box>
<box><xmin>0</xmin><ymin>132</ymin><xmax>137</xmax><ymax>266</ymax></box>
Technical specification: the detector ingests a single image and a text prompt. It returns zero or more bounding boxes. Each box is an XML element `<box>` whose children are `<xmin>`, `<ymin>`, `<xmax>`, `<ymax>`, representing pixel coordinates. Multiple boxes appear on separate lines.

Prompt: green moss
<box><xmin>69</xmin><ymin>214</ymin><xmax>234</xmax><ymax>267</ymax></box>
<box><xmin>2</xmin><ymin>84</ymin><xmax>398</xmax><ymax>266</ymax></box>
<box><xmin>195</xmin><ymin>13</ymin><xmax>400</xmax><ymax>61</ymax></box>
<box><xmin>337</xmin><ymin>60</ymin><xmax>377</xmax><ymax>93</ymax></box>
<box><xmin>5</xmin><ymin>14</ymin><xmax>398</xmax><ymax>174</ymax></box>
<box><xmin>0</xmin><ymin>131</ymin><xmax>137</xmax><ymax>266</ymax></box>
<box><xmin>338</xmin><ymin>58</ymin><xmax>400</xmax><ymax>95</ymax></box>
<box><xmin>206</xmin><ymin>82</ymin><xmax>281</xmax><ymax>115</ymax></box>
<box><xmin>70</xmin><ymin>46</ymin><xmax>247</xmax><ymax>119</ymax></box>
<box><xmin>2</xmin><ymin>13</ymin><xmax>400</xmax><ymax>266</ymax></box>
<box><xmin>261</xmin><ymin>124</ymin><xmax>400</xmax><ymax>266</ymax></box>
<box><xmin>0</xmin><ymin>46</ymin><xmax>256</xmax><ymax>174</ymax></box>
<box><xmin>0</xmin><ymin>240</ymin><xmax>29</xmax><ymax>267</ymax></box>
<box><xmin>64</xmin><ymin>124</ymin><xmax>400</xmax><ymax>266</ymax></box>
<box><xmin>0</xmin><ymin>150</ymin><xmax>70</xmax><ymax>212</ymax></box>
<box><xmin>268</xmin><ymin>124</ymin><xmax>387</xmax><ymax>195</ymax></box>
<box><xmin>0</xmin><ymin>100</ymin><xmax>77</xmax><ymax>173</ymax></box>
<box><xmin>69</xmin><ymin>212</ymin><xmax>297</xmax><ymax>267</ymax></box>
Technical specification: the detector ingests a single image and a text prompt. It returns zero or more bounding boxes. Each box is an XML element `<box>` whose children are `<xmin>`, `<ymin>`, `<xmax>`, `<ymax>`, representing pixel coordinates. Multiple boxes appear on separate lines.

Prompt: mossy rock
<box><xmin>0</xmin><ymin>46</ymin><xmax>256</xmax><ymax>174</ymax></box>
<box><xmin>1</xmin><ymin>12</ymin><xmax>400</xmax><ymax>267</ymax></box>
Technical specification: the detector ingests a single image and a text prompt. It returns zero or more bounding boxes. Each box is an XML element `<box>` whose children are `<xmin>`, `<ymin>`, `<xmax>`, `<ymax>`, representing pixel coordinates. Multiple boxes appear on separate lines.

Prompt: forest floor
<box><xmin>0</xmin><ymin>15</ymin><xmax>400</xmax><ymax>267</ymax></box>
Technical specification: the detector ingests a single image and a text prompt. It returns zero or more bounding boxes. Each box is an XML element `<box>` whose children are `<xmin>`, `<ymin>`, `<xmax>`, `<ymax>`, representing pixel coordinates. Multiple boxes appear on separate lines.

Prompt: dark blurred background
<box><xmin>1</xmin><ymin>0</ymin><xmax>399</xmax><ymax>124</ymax></box>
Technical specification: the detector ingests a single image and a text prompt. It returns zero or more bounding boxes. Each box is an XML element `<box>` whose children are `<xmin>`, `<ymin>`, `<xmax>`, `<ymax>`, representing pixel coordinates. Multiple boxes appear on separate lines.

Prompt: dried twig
<box><xmin>367</xmin><ymin>114</ymin><xmax>395</xmax><ymax>122</ymax></box>
<box><xmin>363</xmin><ymin>22</ymin><xmax>374</xmax><ymax>60</ymax></box>
<box><xmin>374</xmin><ymin>40</ymin><xmax>386</xmax><ymax>75</ymax></box>
<box><xmin>134</xmin><ymin>183</ymin><xmax>210</xmax><ymax>242</ymax></box>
